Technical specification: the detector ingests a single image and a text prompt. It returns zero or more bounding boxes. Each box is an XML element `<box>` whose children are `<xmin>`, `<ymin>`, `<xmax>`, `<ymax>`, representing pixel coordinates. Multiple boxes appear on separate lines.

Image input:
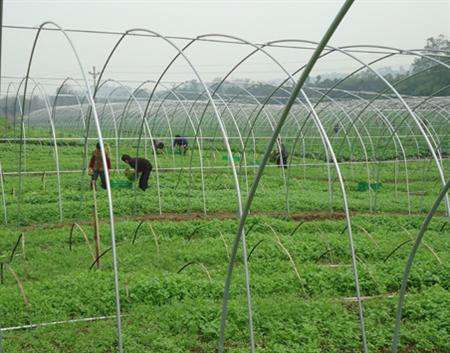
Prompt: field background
<box><xmin>0</xmin><ymin>114</ymin><xmax>449</xmax><ymax>352</ymax></box>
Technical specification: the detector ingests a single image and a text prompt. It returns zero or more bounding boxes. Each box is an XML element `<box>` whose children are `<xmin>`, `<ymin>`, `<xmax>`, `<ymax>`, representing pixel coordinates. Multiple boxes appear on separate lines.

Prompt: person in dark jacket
<box><xmin>121</xmin><ymin>154</ymin><xmax>152</xmax><ymax>191</ymax></box>
<box><xmin>88</xmin><ymin>142</ymin><xmax>111</xmax><ymax>190</ymax></box>
<box><xmin>153</xmin><ymin>139</ymin><xmax>165</xmax><ymax>154</ymax></box>
<box><xmin>272</xmin><ymin>142</ymin><xmax>288</xmax><ymax>169</ymax></box>
<box><xmin>333</xmin><ymin>124</ymin><xmax>340</xmax><ymax>134</ymax></box>
<box><xmin>173</xmin><ymin>135</ymin><xmax>188</xmax><ymax>155</ymax></box>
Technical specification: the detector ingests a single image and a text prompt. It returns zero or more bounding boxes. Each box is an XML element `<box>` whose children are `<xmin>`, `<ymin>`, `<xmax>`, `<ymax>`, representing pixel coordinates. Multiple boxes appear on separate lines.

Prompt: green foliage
<box><xmin>0</xmin><ymin>214</ymin><xmax>449</xmax><ymax>352</ymax></box>
<box><xmin>0</xmin><ymin>121</ymin><xmax>448</xmax><ymax>351</ymax></box>
<box><xmin>314</xmin><ymin>35</ymin><xmax>450</xmax><ymax>97</ymax></box>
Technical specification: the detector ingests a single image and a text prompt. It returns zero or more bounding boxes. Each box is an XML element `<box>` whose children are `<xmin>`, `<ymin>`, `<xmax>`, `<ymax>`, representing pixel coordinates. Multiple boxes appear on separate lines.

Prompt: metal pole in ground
<box><xmin>0</xmin><ymin>0</ymin><xmax>5</xmax><ymax>348</ymax></box>
<box><xmin>218</xmin><ymin>1</ymin><xmax>361</xmax><ymax>352</ymax></box>
<box><xmin>392</xmin><ymin>178</ymin><xmax>450</xmax><ymax>353</ymax></box>
<box><xmin>0</xmin><ymin>0</ymin><xmax>2</xmax><ymax>104</ymax></box>
<box><xmin>0</xmin><ymin>161</ymin><xmax>7</xmax><ymax>224</ymax></box>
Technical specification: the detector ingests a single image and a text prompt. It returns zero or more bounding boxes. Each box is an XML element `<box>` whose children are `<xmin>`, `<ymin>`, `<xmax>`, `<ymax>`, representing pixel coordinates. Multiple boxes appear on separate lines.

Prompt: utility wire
<box><xmin>4</xmin><ymin>23</ymin><xmax>450</xmax><ymax>57</ymax></box>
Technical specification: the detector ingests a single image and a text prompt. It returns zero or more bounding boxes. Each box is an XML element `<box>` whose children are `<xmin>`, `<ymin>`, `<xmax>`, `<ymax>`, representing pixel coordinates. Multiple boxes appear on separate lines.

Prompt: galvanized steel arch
<box><xmin>269</xmin><ymin>39</ymin><xmax>450</xmax><ymax>217</ymax></box>
<box><xmin>90</xmin><ymin>27</ymin><xmax>257</xmax><ymax>352</ymax></box>
<box><xmin>17</xmin><ymin>21</ymin><xmax>124</xmax><ymax>352</ymax></box>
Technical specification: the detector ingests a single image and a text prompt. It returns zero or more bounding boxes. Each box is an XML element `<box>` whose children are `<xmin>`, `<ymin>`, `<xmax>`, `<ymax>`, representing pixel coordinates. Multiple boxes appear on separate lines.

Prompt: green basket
<box><xmin>357</xmin><ymin>182</ymin><xmax>382</xmax><ymax>192</ymax></box>
<box><xmin>110</xmin><ymin>180</ymin><xmax>133</xmax><ymax>189</ymax></box>
<box><xmin>222</xmin><ymin>155</ymin><xmax>241</xmax><ymax>162</ymax></box>
<box><xmin>124</xmin><ymin>168</ymin><xmax>138</xmax><ymax>182</ymax></box>
<box><xmin>371</xmin><ymin>182</ymin><xmax>382</xmax><ymax>191</ymax></box>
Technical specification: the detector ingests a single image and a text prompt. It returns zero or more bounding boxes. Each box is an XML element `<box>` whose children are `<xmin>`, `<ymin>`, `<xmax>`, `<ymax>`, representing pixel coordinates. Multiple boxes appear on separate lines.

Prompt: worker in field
<box><xmin>272</xmin><ymin>141</ymin><xmax>289</xmax><ymax>169</ymax></box>
<box><xmin>121</xmin><ymin>154</ymin><xmax>152</xmax><ymax>191</ymax></box>
<box><xmin>333</xmin><ymin>123</ymin><xmax>340</xmax><ymax>134</ymax></box>
<box><xmin>153</xmin><ymin>139</ymin><xmax>165</xmax><ymax>154</ymax></box>
<box><xmin>173</xmin><ymin>134</ymin><xmax>189</xmax><ymax>155</ymax></box>
<box><xmin>88</xmin><ymin>142</ymin><xmax>111</xmax><ymax>190</ymax></box>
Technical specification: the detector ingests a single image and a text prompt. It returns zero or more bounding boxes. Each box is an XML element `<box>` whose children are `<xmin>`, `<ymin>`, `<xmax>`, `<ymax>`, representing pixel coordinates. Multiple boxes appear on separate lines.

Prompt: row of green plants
<box><xmin>0</xmin><ymin>141</ymin><xmax>447</xmax><ymax>226</ymax></box>
<box><xmin>0</xmin><ymin>215</ymin><xmax>448</xmax><ymax>352</ymax></box>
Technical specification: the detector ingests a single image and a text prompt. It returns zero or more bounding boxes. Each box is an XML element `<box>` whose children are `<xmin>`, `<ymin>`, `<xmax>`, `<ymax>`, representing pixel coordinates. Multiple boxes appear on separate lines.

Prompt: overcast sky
<box><xmin>2</xmin><ymin>0</ymin><xmax>450</xmax><ymax>91</ymax></box>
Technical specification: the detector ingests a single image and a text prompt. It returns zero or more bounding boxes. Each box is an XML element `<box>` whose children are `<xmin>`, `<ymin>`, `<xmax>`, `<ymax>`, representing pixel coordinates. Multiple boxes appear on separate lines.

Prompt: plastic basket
<box><xmin>357</xmin><ymin>182</ymin><xmax>369</xmax><ymax>192</ymax></box>
<box><xmin>357</xmin><ymin>181</ymin><xmax>382</xmax><ymax>192</ymax></box>
<box><xmin>110</xmin><ymin>180</ymin><xmax>133</xmax><ymax>189</ymax></box>
<box><xmin>222</xmin><ymin>155</ymin><xmax>241</xmax><ymax>162</ymax></box>
<box><xmin>371</xmin><ymin>182</ymin><xmax>382</xmax><ymax>191</ymax></box>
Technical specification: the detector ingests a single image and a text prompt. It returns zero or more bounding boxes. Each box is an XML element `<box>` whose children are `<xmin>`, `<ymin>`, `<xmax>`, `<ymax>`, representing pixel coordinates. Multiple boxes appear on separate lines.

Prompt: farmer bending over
<box><xmin>333</xmin><ymin>124</ymin><xmax>340</xmax><ymax>134</ymax></box>
<box><xmin>88</xmin><ymin>142</ymin><xmax>111</xmax><ymax>190</ymax></box>
<box><xmin>173</xmin><ymin>135</ymin><xmax>189</xmax><ymax>155</ymax></box>
<box><xmin>121</xmin><ymin>154</ymin><xmax>152</xmax><ymax>191</ymax></box>
<box><xmin>153</xmin><ymin>139</ymin><xmax>165</xmax><ymax>154</ymax></box>
<box><xmin>272</xmin><ymin>142</ymin><xmax>288</xmax><ymax>169</ymax></box>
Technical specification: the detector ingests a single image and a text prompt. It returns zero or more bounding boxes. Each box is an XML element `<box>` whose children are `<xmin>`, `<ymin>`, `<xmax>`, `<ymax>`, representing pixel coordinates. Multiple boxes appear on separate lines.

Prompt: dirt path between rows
<box><xmin>16</xmin><ymin>209</ymin><xmax>444</xmax><ymax>232</ymax></box>
<box><xmin>18</xmin><ymin>210</ymin><xmax>347</xmax><ymax>232</ymax></box>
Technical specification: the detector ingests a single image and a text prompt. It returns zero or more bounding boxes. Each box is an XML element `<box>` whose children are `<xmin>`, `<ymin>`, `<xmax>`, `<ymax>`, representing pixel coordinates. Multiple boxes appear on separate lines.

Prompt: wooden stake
<box><xmin>148</xmin><ymin>224</ymin><xmax>160</xmax><ymax>256</ymax></box>
<box><xmin>41</xmin><ymin>171</ymin><xmax>46</xmax><ymax>191</ymax></box>
<box><xmin>91</xmin><ymin>180</ymin><xmax>101</xmax><ymax>269</ymax></box>
<box><xmin>124</xmin><ymin>275</ymin><xmax>129</xmax><ymax>298</ymax></box>
<box><xmin>21</xmin><ymin>233</ymin><xmax>25</xmax><ymax>260</ymax></box>
<box><xmin>6</xmin><ymin>264</ymin><xmax>29</xmax><ymax>307</ymax></box>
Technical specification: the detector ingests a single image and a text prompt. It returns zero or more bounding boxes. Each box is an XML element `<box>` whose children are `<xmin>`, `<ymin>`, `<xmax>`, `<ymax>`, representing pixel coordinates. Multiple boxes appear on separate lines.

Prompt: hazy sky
<box><xmin>2</xmin><ymin>0</ymin><xmax>450</xmax><ymax>91</ymax></box>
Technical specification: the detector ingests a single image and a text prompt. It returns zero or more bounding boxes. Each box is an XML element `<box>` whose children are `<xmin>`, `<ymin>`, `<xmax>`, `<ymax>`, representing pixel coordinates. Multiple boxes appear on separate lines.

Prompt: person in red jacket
<box><xmin>88</xmin><ymin>142</ymin><xmax>111</xmax><ymax>190</ymax></box>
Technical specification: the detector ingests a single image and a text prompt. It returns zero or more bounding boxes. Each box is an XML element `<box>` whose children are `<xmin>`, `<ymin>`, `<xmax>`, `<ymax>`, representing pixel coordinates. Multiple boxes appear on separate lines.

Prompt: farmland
<box><xmin>0</xmin><ymin>109</ymin><xmax>449</xmax><ymax>352</ymax></box>
<box><xmin>0</xmin><ymin>0</ymin><xmax>449</xmax><ymax>350</ymax></box>
<box><xmin>0</xmin><ymin>215</ymin><xmax>449</xmax><ymax>353</ymax></box>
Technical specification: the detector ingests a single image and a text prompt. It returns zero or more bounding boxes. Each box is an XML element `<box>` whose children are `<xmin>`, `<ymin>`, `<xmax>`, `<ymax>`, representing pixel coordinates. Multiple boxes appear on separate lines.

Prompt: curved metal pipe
<box><xmin>391</xmin><ymin>178</ymin><xmax>450</xmax><ymax>353</ymax></box>
<box><xmin>19</xmin><ymin>22</ymin><xmax>124</xmax><ymax>352</ymax></box>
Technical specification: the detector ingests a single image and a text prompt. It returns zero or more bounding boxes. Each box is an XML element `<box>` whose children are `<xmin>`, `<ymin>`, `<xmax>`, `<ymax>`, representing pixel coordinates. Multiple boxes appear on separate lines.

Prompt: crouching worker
<box><xmin>173</xmin><ymin>135</ymin><xmax>189</xmax><ymax>155</ymax></box>
<box><xmin>272</xmin><ymin>142</ymin><xmax>289</xmax><ymax>169</ymax></box>
<box><xmin>88</xmin><ymin>142</ymin><xmax>111</xmax><ymax>190</ymax></box>
<box><xmin>121</xmin><ymin>154</ymin><xmax>152</xmax><ymax>191</ymax></box>
<box><xmin>153</xmin><ymin>139</ymin><xmax>165</xmax><ymax>154</ymax></box>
